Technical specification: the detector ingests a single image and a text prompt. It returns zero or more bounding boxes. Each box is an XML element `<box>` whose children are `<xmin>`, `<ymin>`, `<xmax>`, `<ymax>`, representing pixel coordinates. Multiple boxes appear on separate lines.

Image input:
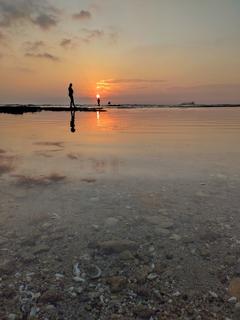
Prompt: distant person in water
<box><xmin>70</xmin><ymin>108</ymin><xmax>76</xmax><ymax>133</ymax></box>
<box><xmin>68</xmin><ymin>83</ymin><xmax>75</xmax><ymax>109</ymax></box>
<box><xmin>97</xmin><ymin>97</ymin><xmax>100</xmax><ymax>107</ymax></box>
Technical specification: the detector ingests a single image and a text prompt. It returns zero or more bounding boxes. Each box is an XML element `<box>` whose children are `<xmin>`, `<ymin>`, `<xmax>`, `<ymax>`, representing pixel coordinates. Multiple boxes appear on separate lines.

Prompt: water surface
<box><xmin>0</xmin><ymin>107</ymin><xmax>240</xmax><ymax>181</ymax></box>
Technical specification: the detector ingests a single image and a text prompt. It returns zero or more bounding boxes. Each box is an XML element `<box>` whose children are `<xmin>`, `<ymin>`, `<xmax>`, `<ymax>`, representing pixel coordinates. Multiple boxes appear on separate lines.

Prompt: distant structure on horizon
<box><xmin>180</xmin><ymin>101</ymin><xmax>196</xmax><ymax>106</ymax></box>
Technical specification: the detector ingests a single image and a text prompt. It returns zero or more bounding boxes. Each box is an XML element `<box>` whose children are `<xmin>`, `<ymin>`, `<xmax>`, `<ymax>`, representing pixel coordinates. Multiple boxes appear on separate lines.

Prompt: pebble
<box><xmin>229</xmin><ymin>278</ymin><xmax>240</xmax><ymax>299</ymax></box>
<box><xmin>228</xmin><ymin>296</ymin><xmax>237</xmax><ymax>303</ymax></box>
<box><xmin>105</xmin><ymin>217</ymin><xmax>119</xmax><ymax>227</ymax></box>
<box><xmin>154</xmin><ymin>227</ymin><xmax>170</xmax><ymax>236</ymax></box>
<box><xmin>234</xmin><ymin>264</ymin><xmax>240</xmax><ymax>276</ymax></box>
<box><xmin>144</xmin><ymin>215</ymin><xmax>174</xmax><ymax>229</ymax></box>
<box><xmin>172</xmin><ymin>291</ymin><xmax>181</xmax><ymax>297</ymax></box>
<box><xmin>209</xmin><ymin>291</ymin><xmax>218</xmax><ymax>298</ymax></box>
<box><xmin>199</xmin><ymin>247</ymin><xmax>210</xmax><ymax>258</ymax></box>
<box><xmin>147</xmin><ymin>273</ymin><xmax>158</xmax><ymax>280</ymax></box>
<box><xmin>119</xmin><ymin>250</ymin><xmax>134</xmax><ymax>261</ymax></box>
<box><xmin>133</xmin><ymin>305</ymin><xmax>155</xmax><ymax>318</ymax></box>
<box><xmin>170</xmin><ymin>234</ymin><xmax>182</xmax><ymax>241</ymax></box>
<box><xmin>55</xmin><ymin>273</ymin><xmax>64</xmax><ymax>280</ymax></box>
<box><xmin>98</xmin><ymin>240</ymin><xmax>138</xmax><ymax>254</ymax></box>
<box><xmin>0</xmin><ymin>259</ymin><xmax>16</xmax><ymax>275</ymax></box>
<box><xmin>40</xmin><ymin>290</ymin><xmax>64</xmax><ymax>303</ymax></box>
<box><xmin>32</xmin><ymin>244</ymin><xmax>50</xmax><ymax>255</ymax></box>
<box><xmin>107</xmin><ymin>276</ymin><xmax>127</xmax><ymax>292</ymax></box>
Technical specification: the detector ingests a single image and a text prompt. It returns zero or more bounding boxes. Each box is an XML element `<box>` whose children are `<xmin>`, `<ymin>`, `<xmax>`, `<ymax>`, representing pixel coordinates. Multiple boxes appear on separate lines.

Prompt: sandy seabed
<box><xmin>1</xmin><ymin>108</ymin><xmax>240</xmax><ymax>319</ymax></box>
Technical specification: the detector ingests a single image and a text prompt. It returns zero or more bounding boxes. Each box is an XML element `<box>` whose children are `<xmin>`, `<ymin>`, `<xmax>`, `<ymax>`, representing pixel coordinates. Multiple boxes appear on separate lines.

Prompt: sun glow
<box><xmin>96</xmin><ymin>94</ymin><xmax>100</xmax><ymax>99</ymax></box>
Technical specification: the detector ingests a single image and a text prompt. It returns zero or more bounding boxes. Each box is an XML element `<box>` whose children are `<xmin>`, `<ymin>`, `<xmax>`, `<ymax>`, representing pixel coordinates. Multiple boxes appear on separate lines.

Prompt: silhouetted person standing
<box><xmin>68</xmin><ymin>83</ymin><xmax>75</xmax><ymax>109</ymax></box>
<box><xmin>97</xmin><ymin>97</ymin><xmax>100</xmax><ymax>107</ymax></box>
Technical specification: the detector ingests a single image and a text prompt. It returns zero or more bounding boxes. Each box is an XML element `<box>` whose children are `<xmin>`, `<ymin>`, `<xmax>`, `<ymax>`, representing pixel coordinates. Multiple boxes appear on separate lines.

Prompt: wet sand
<box><xmin>1</xmin><ymin>108</ymin><xmax>240</xmax><ymax>319</ymax></box>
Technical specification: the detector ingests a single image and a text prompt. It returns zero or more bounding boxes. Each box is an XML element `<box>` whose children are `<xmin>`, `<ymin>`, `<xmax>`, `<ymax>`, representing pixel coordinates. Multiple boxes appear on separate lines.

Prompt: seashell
<box><xmin>86</xmin><ymin>264</ymin><xmax>102</xmax><ymax>279</ymax></box>
<box><xmin>73</xmin><ymin>263</ymin><xmax>81</xmax><ymax>277</ymax></box>
<box><xmin>73</xmin><ymin>276</ymin><xmax>85</xmax><ymax>283</ymax></box>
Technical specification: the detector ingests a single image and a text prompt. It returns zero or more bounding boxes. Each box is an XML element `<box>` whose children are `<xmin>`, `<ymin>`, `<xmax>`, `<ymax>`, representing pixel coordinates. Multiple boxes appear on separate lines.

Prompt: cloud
<box><xmin>108</xmin><ymin>79</ymin><xmax>166</xmax><ymax>84</ymax></box>
<box><xmin>96</xmin><ymin>78</ymin><xmax>166</xmax><ymax>93</ymax></box>
<box><xmin>25</xmin><ymin>40</ymin><xmax>45</xmax><ymax>51</ymax></box>
<box><xmin>108</xmin><ymin>31</ymin><xmax>119</xmax><ymax>44</ymax></box>
<box><xmin>73</xmin><ymin>10</ymin><xmax>91</xmax><ymax>20</ymax></box>
<box><xmin>32</xmin><ymin>13</ymin><xmax>57</xmax><ymax>30</ymax></box>
<box><xmin>81</xmin><ymin>28</ymin><xmax>104</xmax><ymax>43</ymax></box>
<box><xmin>60</xmin><ymin>38</ymin><xmax>72</xmax><ymax>49</ymax></box>
<box><xmin>25</xmin><ymin>52</ymin><xmax>60</xmax><ymax>62</ymax></box>
<box><xmin>0</xmin><ymin>0</ymin><xmax>59</xmax><ymax>30</ymax></box>
<box><xmin>17</xmin><ymin>66</ymin><xmax>34</xmax><ymax>73</ymax></box>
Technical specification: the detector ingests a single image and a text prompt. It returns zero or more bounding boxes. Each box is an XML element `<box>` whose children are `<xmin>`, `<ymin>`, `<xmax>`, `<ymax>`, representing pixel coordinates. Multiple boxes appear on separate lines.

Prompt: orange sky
<box><xmin>0</xmin><ymin>0</ymin><xmax>240</xmax><ymax>104</ymax></box>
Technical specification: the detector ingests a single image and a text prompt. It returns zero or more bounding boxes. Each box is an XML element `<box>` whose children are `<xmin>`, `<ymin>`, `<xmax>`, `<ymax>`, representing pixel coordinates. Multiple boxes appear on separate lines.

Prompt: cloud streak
<box><xmin>60</xmin><ymin>38</ymin><xmax>72</xmax><ymax>49</ymax></box>
<box><xmin>108</xmin><ymin>79</ymin><xmax>166</xmax><ymax>84</ymax></box>
<box><xmin>96</xmin><ymin>78</ymin><xmax>166</xmax><ymax>92</ymax></box>
<box><xmin>81</xmin><ymin>28</ymin><xmax>104</xmax><ymax>43</ymax></box>
<box><xmin>73</xmin><ymin>10</ymin><xmax>91</xmax><ymax>20</ymax></box>
<box><xmin>25</xmin><ymin>52</ymin><xmax>60</xmax><ymax>62</ymax></box>
<box><xmin>0</xmin><ymin>0</ymin><xmax>59</xmax><ymax>30</ymax></box>
<box><xmin>25</xmin><ymin>40</ymin><xmax>45</xmax><ymax>51</ymax></box>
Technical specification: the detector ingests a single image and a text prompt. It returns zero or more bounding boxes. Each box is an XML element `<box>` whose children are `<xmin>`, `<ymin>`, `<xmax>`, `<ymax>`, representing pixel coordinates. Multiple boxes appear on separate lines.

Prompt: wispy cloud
<box><xmin>108</xmin><ymin>79</ymin><xmax>166</xmax><ymax>84</ymax></box>
<box><xmin>25</xmin><ymin>40</ymin><xmax>45</xmax><ymax>51</ymax></box>
<box><xmin>60</xmin><ymin>38</ymin><xmax>72</xmax><ymax>49</ymax></box>
<box><xmin>73</xmin><ymin>10</ymin><xmax>91</xmax><ymax>21</ymax></box>
<box><xmin>0</xmin><ymin>0</ymin><xmax>59</xmax><ymax>30</ymax></box>
<box><xmin>25</xmin><ymin>52</ymin><xmax>60</xmax><ymax>62</ymax></box>
<box><xmin>81</xmin><ymin>28</ymin><xmax>104</xmax><ymax>43</ymax></box>
<box><xmin>96</xmin><ymin>78</ymin><xmax>166</xmax><ymax>92</ymax></box>
<box><xmin>108</xmin><ymin>31</ymin><xmax>119</xmax><ymax>44</ymax></box>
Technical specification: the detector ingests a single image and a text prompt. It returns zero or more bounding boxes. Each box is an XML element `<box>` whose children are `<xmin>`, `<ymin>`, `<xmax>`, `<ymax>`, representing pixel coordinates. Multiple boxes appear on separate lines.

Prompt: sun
<box><xmin>96</xmin><ymin>94</ymin><xmax>100</xmax><ymax>99</ymax></box>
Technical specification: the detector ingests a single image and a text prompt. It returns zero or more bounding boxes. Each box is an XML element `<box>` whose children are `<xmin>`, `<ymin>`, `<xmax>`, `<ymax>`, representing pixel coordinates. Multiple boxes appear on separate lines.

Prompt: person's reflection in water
<box><xmin>70</xmin><ymin>109</ymin><xmax>76</xmax><ymax>133</ymax></box>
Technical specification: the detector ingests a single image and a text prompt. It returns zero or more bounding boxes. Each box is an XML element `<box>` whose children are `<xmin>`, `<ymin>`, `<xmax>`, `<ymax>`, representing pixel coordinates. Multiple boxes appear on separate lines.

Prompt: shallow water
<box><xmin>1</xmin><ymin>108</ymin><xmax>240</xmax><ymax>319</ymax></box>
<box><xmin>0</xmin><ymin>107</ymin><xmax>240</xmax><ymax>181</ymax></box>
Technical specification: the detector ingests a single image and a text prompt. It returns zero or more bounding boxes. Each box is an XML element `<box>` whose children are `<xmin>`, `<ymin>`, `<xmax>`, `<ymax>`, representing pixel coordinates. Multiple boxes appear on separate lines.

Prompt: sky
<box><xmin>0</xmin><ymin>0</ymin><xmax>240</xmax><ymax>104</ymax></box>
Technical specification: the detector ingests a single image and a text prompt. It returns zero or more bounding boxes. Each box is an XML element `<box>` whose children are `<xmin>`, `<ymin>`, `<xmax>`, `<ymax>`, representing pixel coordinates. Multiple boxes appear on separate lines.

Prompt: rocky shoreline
<box><xmin>0</xmin><ymin>105</ymin><xmax>105</xmax><ymax>115</ymax></box>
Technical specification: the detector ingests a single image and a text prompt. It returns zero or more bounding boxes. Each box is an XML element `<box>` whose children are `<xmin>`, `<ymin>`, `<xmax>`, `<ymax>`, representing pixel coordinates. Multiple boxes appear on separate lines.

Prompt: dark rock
<box><xmin>136</xmin><ymin>286</ymin><xmax>151</xmax><ymax>298</ymax></box>
<box><xmin>144</xmin><ymin>215</ymin><xmax>174</xmax><ymax>229</ymax></box>
<box><xmin>229</xmin><ymin>278</ymin><xmax>240</xmax><ymax>300</ymax></box>
<box><xmin>235</xmin><ymin>264</ymin><xmax>240</xmax><ymax>276</ymax></box>
<box><xmin>32</xmin><ymin>245</ymin><xmax>50</xmax><ymax>255</ymax></box>
<box><xmin>0</xmin><ymin>259</ymin><xmax>16</xmax><ymax>275</ymax></box>
<box><xmin>133</xmin><ymin>305</ymin><xmax>155</xmax><ymax>318</ymax></box>
<box><xmin>106</xmin><ymin>276</ymin><xmax>127</xmax><ymax>292</ymax></box>
<box><xmin>135</xmin><ymin>266</ymin><xmax>152</xmax><ymax>283</ymax></box>
<box><xmin>98</xmin><ymin>240</ymin><xmax>138</xmax><ymax>254</ymax></box>
<box><xmin>0</xmin><ymin>287</ymin><xmax>16</xmax><ymax>299</ymax></box>
<box><xmin>118</xmin><ymin>250</ymin><xmax>134</xmax><ymax>261</ymax></box>
<box><xmin>40</xmin><ymin>290</ymin><xmax>64</xmax><ymax>304</ymax></box>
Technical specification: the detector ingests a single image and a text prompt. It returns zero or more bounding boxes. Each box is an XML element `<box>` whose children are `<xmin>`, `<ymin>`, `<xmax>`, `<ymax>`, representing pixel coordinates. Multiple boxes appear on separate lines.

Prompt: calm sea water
<box><xmin>0</xmin><ymin>108</ymin><xmax>240</xmax><ymax>181</ymax></box>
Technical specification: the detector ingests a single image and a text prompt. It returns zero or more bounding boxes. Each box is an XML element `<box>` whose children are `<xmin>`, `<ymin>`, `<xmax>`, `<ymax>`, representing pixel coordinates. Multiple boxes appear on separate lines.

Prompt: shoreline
<box><xmin>1</xmin><ymin>104</ymin><xmax>240</xmax><ymax>115</ymax></box>
<box><xmin>0</xmin><ymin>105</ymin><xmax>106</xmax><ymax>115</ymax></box>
